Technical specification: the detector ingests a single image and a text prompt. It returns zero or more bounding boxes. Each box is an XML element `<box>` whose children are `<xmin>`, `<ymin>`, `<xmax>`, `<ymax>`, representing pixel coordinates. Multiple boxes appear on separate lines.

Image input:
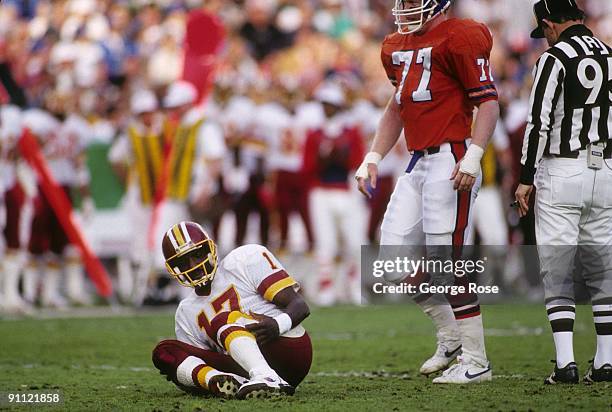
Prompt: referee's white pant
<box><xmin>534</xmin><ymin>155</ymin><xmax>612</xmax><ymax>301</ymax></box>
<box><xmin>535</xmin><ymin>156</ymin><xmax>612</xmax><ymax>244</ymax></box>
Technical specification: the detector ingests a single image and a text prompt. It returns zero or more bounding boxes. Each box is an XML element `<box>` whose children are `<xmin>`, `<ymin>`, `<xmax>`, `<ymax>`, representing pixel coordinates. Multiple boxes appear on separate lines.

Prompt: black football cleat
<box><xmin>544</xmin><ymin>361</ymin><xmax>579</xmax><ymax>385</ymax></box>
<box><xmin>584</xmin><ymin>361</ymin><xmax>612</xmax><ymax>384</ymax></box>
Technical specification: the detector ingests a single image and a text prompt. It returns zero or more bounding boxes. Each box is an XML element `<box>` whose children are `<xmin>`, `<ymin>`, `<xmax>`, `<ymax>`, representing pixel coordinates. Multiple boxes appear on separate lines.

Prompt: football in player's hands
<box><xmin>246</xmin><ymin>312</ymin><xmax>279</xmax><ymax>346</ymax></box>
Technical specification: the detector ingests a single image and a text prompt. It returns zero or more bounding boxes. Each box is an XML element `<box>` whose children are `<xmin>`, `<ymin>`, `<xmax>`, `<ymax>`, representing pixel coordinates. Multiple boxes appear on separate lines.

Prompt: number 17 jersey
<box><xmin>381</xmin><ymin>18</ymin><xmax>498</xmax><ymax>151</ymax></box>
<box><xmin>175</xmin><ymin>244</ymin><xmax>303</xmax><ymax>351</ymax></box>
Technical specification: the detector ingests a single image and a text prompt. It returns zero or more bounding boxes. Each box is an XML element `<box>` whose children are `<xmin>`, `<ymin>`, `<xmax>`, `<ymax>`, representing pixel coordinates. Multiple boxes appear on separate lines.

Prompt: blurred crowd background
<box><xmin>0</xmin><ymin>0</ymin><xmax>610</xmax><ymax>313</ymax></box>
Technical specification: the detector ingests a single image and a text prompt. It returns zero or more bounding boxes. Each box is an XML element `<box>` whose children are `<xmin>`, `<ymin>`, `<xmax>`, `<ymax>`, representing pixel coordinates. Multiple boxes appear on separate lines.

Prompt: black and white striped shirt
<box><xmin>520</xmin><ymin>25</ymin><xmax>612</xmax><ymax>185</ymax></box>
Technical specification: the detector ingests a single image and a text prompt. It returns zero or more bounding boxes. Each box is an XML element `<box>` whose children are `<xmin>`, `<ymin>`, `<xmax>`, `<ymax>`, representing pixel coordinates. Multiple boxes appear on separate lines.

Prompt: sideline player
<box><xmin>152</xmin><ymin>221</ymin><xmax>312</xmax><ymax>398</ymax></box>
<box><xmin>303</xmin><ymin>82</ymin><xmax>365</xmax><ymax>306</ymax></box>
<box><xmin>158</xmin><ymin>80</ymin><xmax>226</xmax><ymax>260</ymax></box>
<box><xmin>355</xmin><ymin>0</ymin><xmax>500</xmax><ymax>383</ymax></box>
<box><xmin>0</xmin><ymin>104</ymin><xmax>28</xmax><ymax>312</ymax></box>
<box><xmin>108</xmin><ymin>89</ymin><xmax>163</xmax><ymax>303</ymax></box>
<box><xmin>21</xmin><ymin>104</ymin><xmax>92</xmax><ymax>308</ymax></box>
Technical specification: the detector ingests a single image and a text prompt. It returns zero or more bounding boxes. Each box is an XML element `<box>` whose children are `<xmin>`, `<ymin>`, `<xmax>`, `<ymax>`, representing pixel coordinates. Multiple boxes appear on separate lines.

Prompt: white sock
<box><xmin>116</xmin><ymin>257</ymin><xmax>134</xmax><ymax>301</ymax></box>
<box><xmin>456</xmin><ymin>314</ymin><xmax>488</xmax><ymax>367</ymax></box>
<box><xmin>553</xmin><ymin>332</ymin><xmax>575</xmax><ymax>368</ymax></box>
<box><xmin>22</xmin><ymin>263</ymin><xmax>39</xmax><ymax>303</ymax></box>
<box><xmin>218</xmin><ymin>317</ymin><xmax>276</xmax><ymax>379</ymax></box>
<box><xmin>41</xmin><ymin>264</ymin><xmax>65</xmax><ymax>307</ymax></box>
<box><xmin>594</xmin><ymin>335</ymin><xmax>612</xmax><ymax>368</ymax></box>
<box><xmin>66</xmin><ymin>259</ymin><xmax>88</xmax><ymax>303</ymax></box>
<box><xmin>593</xmin><ymin>303</ymin><xmax>612</xmax><ymax>368</ymax></box>
<box><xmin>132</xmin><ymin>261</ymin><xmax>152</xmax><ymax>306</ymax></box>
<box><xmin>547</xmin><ymin>301</ymin><xmax>576</xmax><ymax>368</ymax></box>
<box><xmin>2</xmin><ymin>254</ymin><xmax>23</xmax><ymax>304</ymax></box>
<box><xmin>225</xmin><ymin>334</ymin><xmax>276</xmax><ymax>379</ymax></box>
<box><xmin>418</xmin><ymin>296</ymin><xmax>460</xmax><ymax>348</ymax></box>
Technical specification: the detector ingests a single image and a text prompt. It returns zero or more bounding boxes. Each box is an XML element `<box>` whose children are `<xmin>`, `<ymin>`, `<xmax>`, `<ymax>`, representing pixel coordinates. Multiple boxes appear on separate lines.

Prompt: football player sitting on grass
<box><xmin>152</xmin><ymin>221</ymin><xmax>312</xmax><ymax>399</ymax></box>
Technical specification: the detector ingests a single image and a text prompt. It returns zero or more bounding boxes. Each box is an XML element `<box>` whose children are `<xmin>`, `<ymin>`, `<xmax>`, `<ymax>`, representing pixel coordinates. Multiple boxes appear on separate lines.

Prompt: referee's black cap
<box><xmin>531</xmin><ymin>0</ymin><xmax>585</xmax><ymax>39</ymax></box>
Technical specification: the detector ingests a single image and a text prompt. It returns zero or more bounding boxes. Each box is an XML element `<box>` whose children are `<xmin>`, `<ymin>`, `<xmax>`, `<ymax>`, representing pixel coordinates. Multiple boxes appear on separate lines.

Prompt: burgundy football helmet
<box><xmin>162</xmin><ymin>221</ymin><xmax>218</xmax><ymax>287</ymax></box>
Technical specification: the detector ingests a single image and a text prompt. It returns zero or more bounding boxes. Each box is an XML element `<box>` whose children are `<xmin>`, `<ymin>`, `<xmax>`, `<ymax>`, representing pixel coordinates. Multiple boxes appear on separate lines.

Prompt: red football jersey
<box><xmin>381</xmin><ymin>18</ymin><xmax>498</xmax><ymax>151</ymax></box>
<box><xmin>302</xmin><ymin>126</ymin><xmax>364</xmax><ymax>189</ymax></box>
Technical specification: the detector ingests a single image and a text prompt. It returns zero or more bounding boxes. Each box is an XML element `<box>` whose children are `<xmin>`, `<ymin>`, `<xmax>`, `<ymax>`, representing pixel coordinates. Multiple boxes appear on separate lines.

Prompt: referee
<box><xmin>515</xmin><ymin>0</ymin><xmax>612</xmax><ymax>384</ymax></box>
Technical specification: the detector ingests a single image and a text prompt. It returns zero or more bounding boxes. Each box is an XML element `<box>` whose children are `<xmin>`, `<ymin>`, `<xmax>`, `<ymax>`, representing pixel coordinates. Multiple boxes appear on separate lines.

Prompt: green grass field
<box><xmin>1</xmin><ymin>304</ymin><xmax>610</xmax><ymax>411</ymax></box>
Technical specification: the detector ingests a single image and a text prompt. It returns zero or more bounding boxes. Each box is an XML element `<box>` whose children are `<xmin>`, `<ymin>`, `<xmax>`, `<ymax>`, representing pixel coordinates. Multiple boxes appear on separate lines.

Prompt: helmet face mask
<box><xmin>165</xmin><ymin>239</ymin><xmax>217</xmax><ymax>288</ymax></box>
<box><xmin>393</xmin><ymin>0</ymin><xmax>449</xmax><ymax>34</ymax></box>
<box><xmin>163</xmin><ymin>222</ymin><xmax>218</xmax><ymax>288</ymax></box>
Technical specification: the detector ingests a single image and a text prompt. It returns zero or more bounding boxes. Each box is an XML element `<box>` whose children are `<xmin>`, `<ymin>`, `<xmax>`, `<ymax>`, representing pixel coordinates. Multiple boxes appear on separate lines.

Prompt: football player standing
<box><xmin>356</xmin><ymin>0</ymin><xmax>500</xmax><ymax>383</ymax></box>
<box><xmin>108</xmin><ymin>89</ymin><xmax>163</xmax><ymax>303</ymax></box>
<box><xmin>0</xmin><ymin>105</ymin><xmax>29</xmax><ymax>313</ymax></box>
<box><xmin>152</xmin><ymin>221</ymin><xmax>312</xmax><ymax>399</ymax></box>
<box><xmin>303</xmin><ymin>82</ymin><xmax>366</xmax><ymax>306</ymax></box>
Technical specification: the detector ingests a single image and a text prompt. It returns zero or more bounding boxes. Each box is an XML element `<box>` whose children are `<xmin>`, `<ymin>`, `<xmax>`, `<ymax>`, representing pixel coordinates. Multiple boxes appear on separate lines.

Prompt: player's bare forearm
<box><xmin>370</xmin><ymin>96</ymin><xmax>404</xmax><ymax>158</ymax></box>
<box><xmin>451</xmin><ymin>100</ymin><xmax>499</xmax><ymax>191</ymax></box>
<box><xmin>272</xmin><ymin>287</ymin><xmax>310</xmax><ymax>327</ymax></box>
<box><xmin>471</xmin><ymin>100</ymin><xmax>500</xmax><ymax>150</ymax></box>
<box><xmin>356</xmin><ymin>96</ymin><xmax>403</xmax><ymax>197</ymax></box>
<box><xmin>246</xmin><ymin>287</ymin><xmax>310</xmax><ymax>345</ymax></box>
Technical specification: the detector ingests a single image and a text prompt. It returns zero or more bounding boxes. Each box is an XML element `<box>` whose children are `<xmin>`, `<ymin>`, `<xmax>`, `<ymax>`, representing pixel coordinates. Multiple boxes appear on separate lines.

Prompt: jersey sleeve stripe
<box><xmin>466</xmin><ymin>85</ymin><xmax>496</xmax><ymax>94</ymax></box>
<box><xmin>257</xmin><ymin>270</ymin><xmax>290</xmax><ymax>296</ymax></box>
<box><xmin>263</xmin><ymin>277</ymin><xmax>297</xmax><ymax>301</ymax></box>
<box><xmin>469</xmin><ymin>91</ymin><xmax>498</xmax><ymax>100</ymax></box>
<box><xmin>468</xmin><ymin>85</ymin><xmax>498</xmax><ymax>101</ymax></box>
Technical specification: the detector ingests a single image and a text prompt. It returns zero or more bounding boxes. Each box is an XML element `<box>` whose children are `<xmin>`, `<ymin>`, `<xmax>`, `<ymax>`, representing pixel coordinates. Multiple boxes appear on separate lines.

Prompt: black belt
<box><xmin>551</xmin><ymin>148</ymin><xmax>612</xmax><ymax>159</ymax></box>
<box><xmin>406</xmin><ymin>145</ymin><xmax>441</xmax><ymax>173</ymax></box>
<box><xmin>413</xmin><ymin>145</ymin><xmax>441</xmax><ymax>156</ymax></box>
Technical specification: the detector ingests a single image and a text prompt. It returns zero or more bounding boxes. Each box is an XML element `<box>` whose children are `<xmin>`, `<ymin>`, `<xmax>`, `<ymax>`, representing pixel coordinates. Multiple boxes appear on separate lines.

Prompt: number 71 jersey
<box><xmin>381</xmin><ymin>18</ymin><xmax>498</xmax><ymax>151</ymax></box>
<box><xmin>175</xmin><ymin>244</ymin><xmax>304</xmax><ymax>351</ymax></box>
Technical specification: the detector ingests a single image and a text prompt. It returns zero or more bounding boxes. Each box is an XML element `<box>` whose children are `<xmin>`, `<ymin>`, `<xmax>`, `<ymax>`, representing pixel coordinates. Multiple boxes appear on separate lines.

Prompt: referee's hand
<box><xmin>514</xmin><ymin>184</ymin><xmax>533</xmax><ymax>217</ymax></box>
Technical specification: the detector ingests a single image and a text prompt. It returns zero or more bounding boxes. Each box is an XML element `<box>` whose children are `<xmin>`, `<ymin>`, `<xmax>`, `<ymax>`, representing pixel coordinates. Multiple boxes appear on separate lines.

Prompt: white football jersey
<box><xmin>22</xmin><ymin>110</ymin><xmax>89</xmax><ymax>186</ymax></box>
<box><xmin>174</xmin><ymin>244</ymin><xmax>304</xmax><ymax>351</ymax></box>
<box><xmin>222</xmin><ymin>97</ymin><xmax>267</xmax><ymax>174</ymax></box>
<box><xmin>262</xmin><ymin>103</ymin><xmax>304</xmax><ymax>173</ymax></box>
<box><xmin>49</xmin><ymin>114</ymin><xmax>91</xmax><ymax>185</ymax></box>
<box><xmin>182</xmin><ymin>107</ymin><xmax>227</xmax><ymax>161</ymax></box>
